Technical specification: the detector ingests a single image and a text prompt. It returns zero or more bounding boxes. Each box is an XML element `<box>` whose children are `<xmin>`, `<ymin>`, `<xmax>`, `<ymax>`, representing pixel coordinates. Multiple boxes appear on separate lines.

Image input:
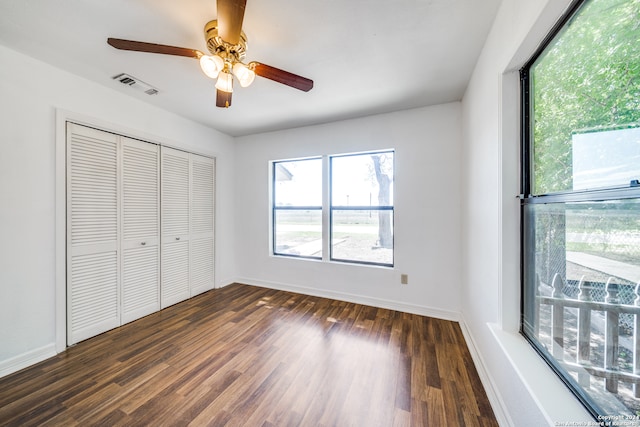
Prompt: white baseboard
<box><xmin>0</xmin><ymin>343</ymin><xmax>57</xmax><ymax>379</ymax></box>
<box><xmin>458</xmin><ymin>316</ymin><xmax>513</xmax><ymax>427</ymax></box>
<box><xmin>235</xmin><ymin>276</ymin><xmax>460</xmax><ymax>322</ymax></box>
<box><xmin>214</xmin><ymin>279</ymin><xmax>236</xmax><ymax>289</ymax></box>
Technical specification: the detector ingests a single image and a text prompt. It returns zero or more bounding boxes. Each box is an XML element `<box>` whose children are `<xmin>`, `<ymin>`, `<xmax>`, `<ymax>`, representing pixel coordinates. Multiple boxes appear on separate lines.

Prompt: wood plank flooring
<box><xmin>0</xmin><ymin>283</ymin><xmax>498</xmax><ymax>426</ymax></box>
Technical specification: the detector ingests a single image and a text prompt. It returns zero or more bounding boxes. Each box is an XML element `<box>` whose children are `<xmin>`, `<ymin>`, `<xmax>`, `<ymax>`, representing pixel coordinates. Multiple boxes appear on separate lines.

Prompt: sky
<box><xmin>274</xmin><ymin>153</ymin><xmax>394</xmax><ymax>207</ymax></box>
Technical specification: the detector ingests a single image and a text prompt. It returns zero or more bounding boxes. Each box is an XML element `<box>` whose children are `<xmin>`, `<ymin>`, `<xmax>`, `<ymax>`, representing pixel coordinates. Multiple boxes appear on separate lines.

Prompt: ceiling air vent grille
<box><xmin>112</xmin><ymin>73</ymin><xmax>159</xmax><ymax>95</ymax></box>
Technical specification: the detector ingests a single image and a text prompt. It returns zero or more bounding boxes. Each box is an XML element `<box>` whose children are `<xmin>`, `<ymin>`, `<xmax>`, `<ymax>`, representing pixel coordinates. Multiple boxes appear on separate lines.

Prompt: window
<box><xmin>271</xmin><ymin>150</ymin><xmax>394</xmax><ymax>267</ymax></box>
<box><xmin>521</xmin><ymin>0</ymin><xmax>640</xmax><ymax>420</ymax></box>
<box><xmin>330</xmin><ymin>152</ymin><xmax>394</xmax><ymax>266</ymax></box>
<box><xmin>272</xmin><ymin>158</ymin><xmax>323</xmax><ymax>258</ymax></box>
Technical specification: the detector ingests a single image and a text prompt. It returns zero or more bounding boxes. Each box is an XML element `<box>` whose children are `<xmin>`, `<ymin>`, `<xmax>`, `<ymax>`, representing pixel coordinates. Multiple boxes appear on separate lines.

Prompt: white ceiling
<box><xmin>0</xmin><ymin>0</ymin><xmax>501</xmax><ymax>137</ymax></box>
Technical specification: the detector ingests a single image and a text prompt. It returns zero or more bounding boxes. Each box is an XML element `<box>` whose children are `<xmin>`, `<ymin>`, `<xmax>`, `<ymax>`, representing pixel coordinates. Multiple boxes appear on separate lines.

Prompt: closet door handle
<box><xmin>141</xmin><ymin>241</ymin><xmax>146</xmax><ymax>246</ymax></box>
<box><xmin>176</xmin><ymin>237</ymin><xmax>181</xmax><ymax>241</ymax></box>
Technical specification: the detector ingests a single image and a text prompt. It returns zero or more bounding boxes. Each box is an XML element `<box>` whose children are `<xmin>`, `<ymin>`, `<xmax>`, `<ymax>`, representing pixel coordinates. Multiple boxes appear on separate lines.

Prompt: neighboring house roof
<box><xmin>275</xmin><ymin>163</ymin><xmax>293</xmax><ymax>181</ymax></box>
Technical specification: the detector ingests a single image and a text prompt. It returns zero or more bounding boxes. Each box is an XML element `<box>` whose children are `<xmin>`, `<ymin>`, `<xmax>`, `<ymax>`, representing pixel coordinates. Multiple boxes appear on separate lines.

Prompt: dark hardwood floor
<box><xmin>0</xmin><ymin>283</ymin><xmax>498</xmax><ymax>426</ymax></box>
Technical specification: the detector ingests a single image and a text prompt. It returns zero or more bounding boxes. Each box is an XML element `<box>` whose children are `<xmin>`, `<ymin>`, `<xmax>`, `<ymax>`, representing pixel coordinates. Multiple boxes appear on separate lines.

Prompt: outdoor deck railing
<box><xmin>536</xmin><ymin>273</ymin><xmax>640</xmax><ymax>396</ymax></box>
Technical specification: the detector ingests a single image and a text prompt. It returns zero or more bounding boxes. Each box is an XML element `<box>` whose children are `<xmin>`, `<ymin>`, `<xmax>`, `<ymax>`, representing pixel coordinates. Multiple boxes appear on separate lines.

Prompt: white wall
<box><xmin>0</xmin><ymin>45</ymin><xmax>236</xmax><ymax>375</ymax></box>
<box><xmin>461</xmin><ymin>0</ymin><xmax>593</xmax><ymax>425</ymax></box>
<box><xmin>234</xmin><ymin>103</ymin><xmax>463</xmax><ymax>318</ymax></box>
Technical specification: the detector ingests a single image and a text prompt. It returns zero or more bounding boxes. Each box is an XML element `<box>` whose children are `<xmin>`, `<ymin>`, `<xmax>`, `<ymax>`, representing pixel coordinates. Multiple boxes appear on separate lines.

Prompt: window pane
<box><xmin>274</xmin><ymin>158</ymin><xmax>322</xmax><ymax>206</ymax></box>
<box><xmin>274</xmin><ymin>209</ymin><xmax>322</xmax><ymax>258</ymax></box>
<box><xmin>530</xmin><ymin>0</ymin><xmax>640</xmax><ymax>195</ymax></box>
<box><xmin>523</xmin><ymin>199</ymin><xmax>640</xmax><ymax>416</ymax></box>
<box><xmin>331</xmin><ymin>152</ymin><xmax>394</xmax><ymax>206</ymax></box>
<box><xmin>331</xmin><ymin>210</ymin><xmax>393</xmax><ymax>265</ymax></box>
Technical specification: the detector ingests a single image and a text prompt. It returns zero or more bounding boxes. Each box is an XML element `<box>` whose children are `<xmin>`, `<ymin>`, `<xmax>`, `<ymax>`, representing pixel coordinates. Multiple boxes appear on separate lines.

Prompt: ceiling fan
<box><xmin>107</xmin><ymin>0</ymin><xmax>313</xmax><ymax>108</ymax></box>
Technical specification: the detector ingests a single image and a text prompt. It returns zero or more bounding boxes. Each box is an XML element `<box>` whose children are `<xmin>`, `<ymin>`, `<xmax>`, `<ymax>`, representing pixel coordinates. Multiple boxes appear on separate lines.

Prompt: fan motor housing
<box><xmin>204</xmin><ymin>20</ymin><xmax>247</xmax><ymax>62</ymax></box>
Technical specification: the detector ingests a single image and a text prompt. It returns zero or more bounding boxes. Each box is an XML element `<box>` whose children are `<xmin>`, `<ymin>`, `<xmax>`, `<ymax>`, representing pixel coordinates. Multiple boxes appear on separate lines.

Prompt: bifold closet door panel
<box><xmin>121</xmin><ymin>137</ymin><xmax>160</xmax><ymax>324</ymax></box>
<box><xmin>161</xmin><ymin>146</ymin><xmax>190</xmax><ymax>308</ymax></box>
<box><xmin>66</xmin><ymin>123</ymin><xmax>120</xmax><ymax>345</ymax></box>
<box><xmin>190</xmin><ymin>154</ymin><xmax>215</xmax><ymax>296</ymax></box>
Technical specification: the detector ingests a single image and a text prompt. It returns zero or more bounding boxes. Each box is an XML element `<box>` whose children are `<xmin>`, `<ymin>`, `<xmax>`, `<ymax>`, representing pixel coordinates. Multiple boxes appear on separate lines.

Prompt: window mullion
<box><xmin>322</xmin><ymin>155</ymin><xmax>330</xmax><ymax>262</ymax></box>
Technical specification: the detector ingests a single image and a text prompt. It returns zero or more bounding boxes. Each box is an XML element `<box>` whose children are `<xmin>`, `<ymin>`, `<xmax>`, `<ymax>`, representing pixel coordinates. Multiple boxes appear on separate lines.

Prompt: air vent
<box><xmin>112</xmin><ymin>73</ymin><xmax>159</xmax><ymax>96</ymax></box>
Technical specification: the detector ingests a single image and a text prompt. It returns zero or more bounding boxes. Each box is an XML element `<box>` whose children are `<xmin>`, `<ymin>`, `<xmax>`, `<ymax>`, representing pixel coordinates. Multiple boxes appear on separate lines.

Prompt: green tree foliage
<box><xmin>531</xmin><ymin>0</ymin><xmax>640</xmax><ymax>194</ymax></box>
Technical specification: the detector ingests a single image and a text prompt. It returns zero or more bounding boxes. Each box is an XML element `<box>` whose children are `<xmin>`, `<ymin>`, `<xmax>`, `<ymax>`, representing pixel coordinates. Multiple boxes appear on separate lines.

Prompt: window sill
<box><xmin>271</xmin><ymin>253</ymin><xmax>394</xmax><ymax>270</ymax></box>
<box><xmin>488</xmin><ymin>323</ymin><xmax>592</xmax><ymax>425</ymax></box>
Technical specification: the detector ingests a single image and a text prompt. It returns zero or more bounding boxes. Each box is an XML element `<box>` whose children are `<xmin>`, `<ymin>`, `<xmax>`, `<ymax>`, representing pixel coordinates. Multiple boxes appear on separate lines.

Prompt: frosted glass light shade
<box><xmin>232</xmin><ymin>62</ymin><xmax>256</xmax><ymax>87</ymax></box>
<box><xmin>215</xmin><ymin>69</ymin><xmax>234</xmax><ymax>92</ymax></box>
<box><xmin>199</xmin><ymin>55</ymin><xmax>224</xmax><ymax>79</ymax></box>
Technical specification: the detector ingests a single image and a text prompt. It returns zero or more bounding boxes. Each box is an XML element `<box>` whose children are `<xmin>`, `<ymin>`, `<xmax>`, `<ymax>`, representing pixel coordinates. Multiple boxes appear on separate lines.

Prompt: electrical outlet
<box><xmin>400</xmin><ymin>274</ymin><xmax>409</xmax><ymax>285</ymax></box>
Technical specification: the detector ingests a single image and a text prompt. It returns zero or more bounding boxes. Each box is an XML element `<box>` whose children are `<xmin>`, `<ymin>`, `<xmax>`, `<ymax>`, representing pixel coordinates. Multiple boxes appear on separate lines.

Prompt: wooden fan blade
<box><xmin>107</xmin><ymin>38</ymin><xmax>203</xmax><ymax>59</ymax></box>
<box><xmin>217</xmin><ymin>0</ymin><xmax>246</xmax><ymax>45</ymax></box>
<box><xmin>251</xmin><ymin>62</ymin><xmax>314</xmax><ymax>92</ymax></box>
<box><xmin>216</xmin><ymin>90</ymin><xmax>232</xmax><ymax>108</ymax></box>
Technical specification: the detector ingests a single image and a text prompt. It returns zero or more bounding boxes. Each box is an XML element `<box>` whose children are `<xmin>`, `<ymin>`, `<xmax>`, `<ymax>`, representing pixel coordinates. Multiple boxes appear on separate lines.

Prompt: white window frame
<box><xmin>270</xmin><ymin>150</ymin><xmax>394</xmax><ymax>267</ymax></box>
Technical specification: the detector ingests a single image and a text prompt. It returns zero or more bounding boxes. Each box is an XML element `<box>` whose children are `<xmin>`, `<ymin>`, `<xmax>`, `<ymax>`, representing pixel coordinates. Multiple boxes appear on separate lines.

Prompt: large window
<box><xmin>521</xmin><ymin>0</ymin><xmax>640</xmax><ymax>420</ymax></box>
<box><xmin>272</xmin><ymin>150</ymin><xmax>394</xmax><ymax>267</ymax></box>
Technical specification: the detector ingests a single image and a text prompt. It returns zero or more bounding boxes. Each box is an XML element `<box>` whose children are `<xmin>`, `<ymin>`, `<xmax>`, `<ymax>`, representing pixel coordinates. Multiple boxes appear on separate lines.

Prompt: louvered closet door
<box><xmin>190</xmin><ymin>154</ymin><xmax>215</xmax><ymax>296</ymax></box>
<box><xmin>121</xmin><ymin>137</ymin><xmax>160</xmax><ymax>324</ymax></box>
<box><xmin>67</xmin><ymin>123</ymin><xmax>120</xmax><ymax>345</ymax></box>
<box><xmin>161</xmin><ymin>147</ymin><xmax>191</xmax><ymax>308</ymax></box>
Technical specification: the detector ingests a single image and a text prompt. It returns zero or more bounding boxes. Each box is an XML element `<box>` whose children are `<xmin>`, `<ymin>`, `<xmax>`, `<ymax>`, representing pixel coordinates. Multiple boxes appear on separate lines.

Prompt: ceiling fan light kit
<box><xmin>215</xmin><ymin>68</ymin><xmax>234</xmax><ymax>93</ymax></box>
<box><xmin>232</xmin><ymin>62</ymin><xmax>255</xmax><ymax>87</ymax></box>
<box><xmin>107</xmin><ymin>0</ymin><xmax>313</xmax><ymax>109</ymax></box>
<box><xmin>202</xmin><ymin>19</ymin><xmax>253</xmax><ymax>92</ymax></box>
<box><xmin>199</xmin><ymin>54</ymin><xmax>224</xmax><ymax>79</ymax></box>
